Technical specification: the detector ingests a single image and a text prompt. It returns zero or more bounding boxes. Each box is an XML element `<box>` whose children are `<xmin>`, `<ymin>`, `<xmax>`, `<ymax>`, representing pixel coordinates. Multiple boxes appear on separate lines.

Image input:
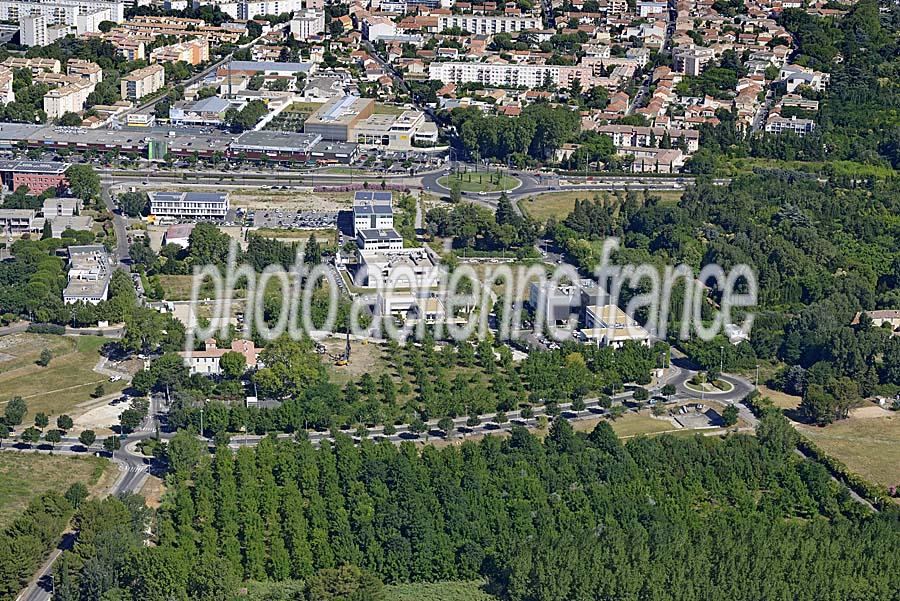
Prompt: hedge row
<box><xmin>740</xmin><ymin>391</ymin><xmax>891</xmax><ymax>510</ymax></box>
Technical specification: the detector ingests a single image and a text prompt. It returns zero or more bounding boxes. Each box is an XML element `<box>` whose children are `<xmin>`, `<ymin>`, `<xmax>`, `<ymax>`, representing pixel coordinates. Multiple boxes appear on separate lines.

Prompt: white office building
<box><xmin>238</xmin><ymin>0</ymin><xmax>302</xmax><ymax>18</ymax></box>
<box><xmin>428</xmin><ymin>61</ymin><xmax>560</xmax><ymax>88</ymax></box>
<box><xmin>352</xmin><ymin>190</ymin><xmax>393</xmax><ymax>235</ymax></box>
<box><xmin>149</xmin><ymin>191</ymin><xmax>229</xmax><ymax>220</ymax></box>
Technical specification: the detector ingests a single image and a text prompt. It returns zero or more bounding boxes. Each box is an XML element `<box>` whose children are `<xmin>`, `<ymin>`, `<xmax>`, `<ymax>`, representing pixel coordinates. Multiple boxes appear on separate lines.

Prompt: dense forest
<box><xmin>47</xmin><ymin>416</ymin><xmax>900</xmax><ymax>601</ymax></box>
<box><xmin>548</xmin><ymin>172</ymin><xmax>900</xmax><ymax>420</ymax></box>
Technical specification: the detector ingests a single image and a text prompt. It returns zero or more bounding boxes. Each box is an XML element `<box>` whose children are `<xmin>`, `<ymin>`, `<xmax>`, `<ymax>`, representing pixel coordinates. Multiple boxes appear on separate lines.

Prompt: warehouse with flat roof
<box><xmin>304</xmin><ymin>95</ymin><xmax>375</xmax><ymax>142</ymax></box>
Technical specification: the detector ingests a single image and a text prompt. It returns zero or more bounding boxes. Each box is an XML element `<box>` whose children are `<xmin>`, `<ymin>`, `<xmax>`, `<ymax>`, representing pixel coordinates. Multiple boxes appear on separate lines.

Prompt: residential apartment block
<box><xmin>120</xmin><ymin>64</ymin><xmax>165</xmax><ymax>100</ymax></box>
<box><xmin>289</xmin><ymin>9</ymin><xmax>324</xmax><ymax>40</ymax></box>
<box><xmin>437</xmin><ymin>14</ymin><xmax>541</xmax><ymax>35</ymax></box>
<box><xmin>150</xmin><ymin>38</ymin><xmax>209</xmax><ymax>65</ymax></box>
<box><xmin>428</xmin><ymin>61</ymin><xmax>559</xmax><ymax>87</ymax></box>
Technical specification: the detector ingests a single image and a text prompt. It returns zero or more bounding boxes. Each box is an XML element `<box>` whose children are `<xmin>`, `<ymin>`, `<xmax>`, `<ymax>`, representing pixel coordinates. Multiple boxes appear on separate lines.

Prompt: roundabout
<box><xmin>436</xmin><ymin>171</ymin><xmax>521</xmax><ymax>194</ymax></box>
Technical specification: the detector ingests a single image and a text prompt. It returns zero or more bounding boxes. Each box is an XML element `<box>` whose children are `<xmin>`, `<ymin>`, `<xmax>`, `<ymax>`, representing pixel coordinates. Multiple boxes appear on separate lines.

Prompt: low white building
<box><xmin>581</xmin><ymin>304</ymin><xmax>651</xmax><ymax>349</ymax></box>
<box><xmin>149</xmin><ymin>191</ymin><xmax>229</xmax><ymax>220</ymax></box>
<box><xmin>63</xmin><ymin>244</ymin><xmax>110</xmax><ymax>305</ymax></box>
<box><xmin>357</xmin><ymin>227</ymin><xmax>403</xmax><ymax>251</ymax></box>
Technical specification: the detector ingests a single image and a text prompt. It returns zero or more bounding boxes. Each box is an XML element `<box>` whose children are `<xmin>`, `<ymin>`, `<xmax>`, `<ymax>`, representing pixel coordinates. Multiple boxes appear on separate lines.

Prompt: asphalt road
<box><xmin>101</xmin><ymin>183</ymin><xmax>130</xmax><ymax>268</ymax></box>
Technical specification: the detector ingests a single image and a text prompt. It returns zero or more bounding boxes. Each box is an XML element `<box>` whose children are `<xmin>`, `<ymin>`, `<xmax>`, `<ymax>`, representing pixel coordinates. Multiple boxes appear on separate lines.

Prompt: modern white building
<box><xmin>582</xmin><ymin>304</ymin><xmax>651</xmax><ymax>348</ymax></box>
<box><xmin>428</xmin><ymin>61</ymin><xmax>559</xmax><ymax>87</ymax></box>
<box><xmin>289</xmin><ymin>9</ymin><xmax>324</xmax><ymax>40</ymax></box>
<box><xmin>764</xmin><ymin>114</ymin><xmax>816</xmax><ymax>136</ymax></box>
<box><xmin>357</xmin><ymin>228</ymin><xmax>403</xmax><ymax>251</ymax></box>
<box><xmin>362</xmin><ymin>15</ymin><xmax>397</xmax><ymax>41</ymax></box>
<box><xmin>63</xmin><ymin>244</ymin><xmax>110</xmax><ymax>305</ymax></box>
<box><xmin>352</xmin><ymin>190</ymin><xmax>393</xmax><ymax>235</ymax></box>
<box><xmin>149</xmin><ymin>191</ymin><xmax>229</xmax><ymax>220</ymax></box>
<box><xmin>437</xmin><ymin>15</ymin><xmax>541</xmax><ymax>35</ymax></box>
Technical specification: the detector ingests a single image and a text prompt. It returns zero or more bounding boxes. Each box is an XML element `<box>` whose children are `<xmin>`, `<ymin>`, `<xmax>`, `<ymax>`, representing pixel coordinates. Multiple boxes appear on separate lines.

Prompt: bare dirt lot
<box><xmin>230</xmin><ymin>189</ymin><xmax>355</xmax><ymax>212</ymax></box>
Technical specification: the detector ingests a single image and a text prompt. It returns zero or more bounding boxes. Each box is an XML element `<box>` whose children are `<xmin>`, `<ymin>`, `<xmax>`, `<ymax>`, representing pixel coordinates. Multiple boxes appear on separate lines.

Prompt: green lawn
<box><xmin>520</xmin><ymin>189</ymin><xmax>683</xmax><ymax>223</ymax></box>
<box><xmin>0</xmin><ymin>333</ymin><xmax>126</xmax><ymax>421</ymax></box>
<box><xmin>438</xmin><ymin>172</ymin><xmax>520</xmax><ymax>193</ymax></box>
<box><xmin>0</xmin><ymin>453</ymin><xmax>113</xmax><ymax>530</ymax></box>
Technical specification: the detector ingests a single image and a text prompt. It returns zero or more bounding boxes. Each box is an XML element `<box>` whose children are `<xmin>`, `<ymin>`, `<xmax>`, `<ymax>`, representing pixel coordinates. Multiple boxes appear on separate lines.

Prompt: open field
<box><xmin>386</xmin><ymin>581</ymin><xmax>495</xmax><ymax>601</ymax></box>
<box><xmin>0</xmin><ymin>334</ymin><xmax>127</xmax><ymax>421</ymax></box>
<box><xmin>795</xmin><ymin>413</ymin><xmax>900</xmax><ymax>490</ymax></box>
<box><xmin>520</xmin><ymin>189</ymin><xmax>683</xmax><ymax>223</ymax></box>
<box><xmin>229</xmin><ymin>189</ymin><xmax>354</xmax><ymax>212</ymax></box>
<box><xmin>759</xmin><ymin>385</ymin><xmax>802</xmax><ymax>409</ymax></box>
<box><xmin>253</xmin><ymin>227</ymin><xmax>336</xmax><ymax>244</ymax></box>
<box><xmin>318</xmin><ymin>337</ymin><xmax>387</xmax><ymax>386</ymax></box>
<box><xmin>606</xmin><ymin>412</ymin><xmax>680</xmax><ymax>437</ymax></box>
<box><xmin>0</xmin><ymin>453</ymin><xmax>115</xmax><ymax>530</ymax></box>
<box><xmin>438</xmin><ymin>172</ymin><xmax>520</xmax><ymax>193</ymax></box>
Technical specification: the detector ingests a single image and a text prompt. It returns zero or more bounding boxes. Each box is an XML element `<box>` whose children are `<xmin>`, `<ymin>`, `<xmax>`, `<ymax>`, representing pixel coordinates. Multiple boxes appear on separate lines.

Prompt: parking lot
<box><xmin>249</xmin><ymin>209</ymin><xmax>338</xmax><ymax>229</ymax></box>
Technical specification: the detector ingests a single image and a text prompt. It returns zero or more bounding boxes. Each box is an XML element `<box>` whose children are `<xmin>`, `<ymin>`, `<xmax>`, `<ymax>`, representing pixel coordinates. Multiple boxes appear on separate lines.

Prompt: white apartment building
<box><xmin>20</xmin><ymin>14</ymin><xmax>46</xmax><ymax>46</ymax></box>
<box><xmin>437</xmin><ymin>14</ymin><xmax>541</xmax><ymax>35</ymax></box>
<box><xmin>428</xmin><ymin>61</ymin><xmax>560</xmax><ymax>88</ymax></box>
<box><xmin>764</xmin><ymin>115</ymin><xmax>816</xmax><ymax>136</ymax></box>
<box><xmin>0</xmin><ymin>67</ymin><xmax>14</xmax><ymax>104</ymax></box>
<box><xmin>239</xmin><ymin>0</ymin><xmax>302</xmax><ymax>18</ymax></box>
<box><xmin>0</xmin><ymin>0</ymin><xmax>124</xmax><ymax>27</ymax></box>
<box><xmin>363</xmin><ymin>15</ymin><xmax>397</xmax><ymax>41</ymax></box>
<box><xmin>289</xmin><ymin>9</ymin><xmax>324</xmax><ymax>40</ymax></box>
<box><xmin>672</xmin><ymin>45</ymin><xmax>716</xmax><ymax>77</ymax></box>
<box><xmin>149</xmin><ymin>191</ymin><xmax>229</xmax><ymax>220</ymax></box>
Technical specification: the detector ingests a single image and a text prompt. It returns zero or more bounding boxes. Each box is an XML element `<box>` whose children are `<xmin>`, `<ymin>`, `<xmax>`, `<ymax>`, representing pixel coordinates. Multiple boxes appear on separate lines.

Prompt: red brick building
<box><xmin>0</xmin><ymin>160</ymin><xmax>70</xmax><ymax>195</ymax></box>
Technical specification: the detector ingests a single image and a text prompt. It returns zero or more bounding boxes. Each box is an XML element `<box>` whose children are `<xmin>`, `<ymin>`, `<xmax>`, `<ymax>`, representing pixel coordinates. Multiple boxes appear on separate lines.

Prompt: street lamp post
<box><xmin>719</xmin><ymin>345</ymin><xmax>724</xmax><ymax>374</ymax></box>
<box><xmin>755</xmin><ymin>364</ymin><xmax>760</xmax><ymax>389</ymax></box>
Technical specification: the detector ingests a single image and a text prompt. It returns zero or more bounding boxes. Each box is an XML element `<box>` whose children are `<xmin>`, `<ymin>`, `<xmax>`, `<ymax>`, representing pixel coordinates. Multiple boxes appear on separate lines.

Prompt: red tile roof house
<box><xmin>179</xmin><ymin>339</ymin><xmax>262</xmax><ymax>376</ymax></box>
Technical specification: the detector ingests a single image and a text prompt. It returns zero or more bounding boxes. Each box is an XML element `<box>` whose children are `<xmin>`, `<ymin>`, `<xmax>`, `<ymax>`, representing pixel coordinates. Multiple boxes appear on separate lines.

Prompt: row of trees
<box><xmin>49</xmin><ymin>413</ymin><xmax>900</xmax><ymax>601</ymax></box>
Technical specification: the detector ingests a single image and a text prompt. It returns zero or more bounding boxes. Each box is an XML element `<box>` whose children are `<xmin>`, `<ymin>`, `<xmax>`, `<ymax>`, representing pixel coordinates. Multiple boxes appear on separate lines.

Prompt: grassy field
<box><xmin>386</xmin><ymin>581</ymin><xmax>495</xmax><ymax>600</ymax></box>
<box><xmin>0</xmin><ymin>453</ymin><xmax>113</xmax><ymax>530</ymax></box>
<box><xmin>796</xmin><ymin>414</ymin><xmax>900</xmax><ymax>490</ymax></box>
<box><xmin>157</xmin><ymin>275</ymin><xmax>201</xmax><ymax>301</ymax></box>
<box><xmin>607</xmin><ymin>412</ymin><xmax>680</xmax><ymax>438</ymax></box>
<box><xmin>0</xmin><ymin>334</ymin><xmax>125</xmax><ymax>421</ymax></box>
<box><xmin>253</xmin><ymin>228</ymin><xmax>336</xmax><ymax>244</ymax></box>
<box><xmin>520</xmin><ymin>189</ymin><xmax>683</xmax><ymax>223</ymax></box>
<box><xmin>438</xmin><ymin>172</ymin><xmax>520</xmax><ymax>193</ymax></box>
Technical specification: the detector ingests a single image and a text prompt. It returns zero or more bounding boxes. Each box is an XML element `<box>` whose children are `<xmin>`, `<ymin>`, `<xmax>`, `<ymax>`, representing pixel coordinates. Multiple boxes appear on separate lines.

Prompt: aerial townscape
<box><xmin>0</xmin><ymin>0</ymin><xmax>898</xmax><ymax>599</ymax></box>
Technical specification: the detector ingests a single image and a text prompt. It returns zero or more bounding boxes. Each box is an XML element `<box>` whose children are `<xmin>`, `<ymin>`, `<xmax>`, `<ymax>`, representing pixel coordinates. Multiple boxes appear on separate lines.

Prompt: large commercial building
<box><xmin>63</xmin><ymin>245</ymin><xmax>111</xmax><ymax>305</ymax></box>
<box><xmin>149</xmin><ymin>191</ymin><xmax>229</xmax><ymax>220</ymax></box>
<box><xmin>120</xmin><ymin>64</ymin><xmax>165</xmax><ymax>100</ymax></box>
<box><xmin>304</xmin><ymin>95</ymin><xmax>375</xmax><ymax>142</ymax></box>
<box><xmin>437</xmin><ymin>14</ymin><xmax>541</xmax><ymax>35</ymax></box>
<box><xmin>428</xmin><ymin>61</ymin><xmax>560</xmax><ymax>88</ymax></box>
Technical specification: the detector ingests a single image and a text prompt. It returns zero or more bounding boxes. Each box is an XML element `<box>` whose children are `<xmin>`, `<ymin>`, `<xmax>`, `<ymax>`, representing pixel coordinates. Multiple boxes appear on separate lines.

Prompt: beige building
<box><xmin>0</xmin><ymin>66</ymin><xmax>13</xmax><ymax>104</ymax></box>
<box><xmin>120</xmin><ymin>64</ymin><xmax>165</xmax><ymax>100</ymax></box>
<box><xmin>67</xmin><ymin>58</ymin><xmax>103</xmax><ymax>83</ymax></box>
<box><xmin>150</xmin><ymin>38</ymin><xmax>209</xmax><ymax>65</ymax></box>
